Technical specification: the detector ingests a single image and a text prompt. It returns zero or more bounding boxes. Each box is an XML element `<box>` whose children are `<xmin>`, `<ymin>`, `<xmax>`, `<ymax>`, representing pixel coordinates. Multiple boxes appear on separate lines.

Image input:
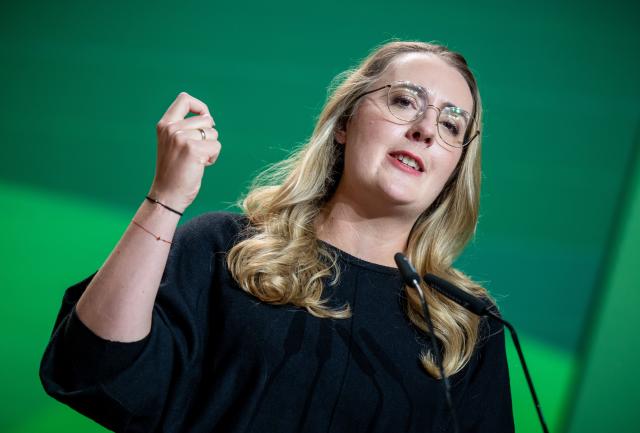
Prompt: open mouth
<box><xmin>388</xmin><ymin>151</ymin><xmax>424</xmax><ymax>172</ymax></box>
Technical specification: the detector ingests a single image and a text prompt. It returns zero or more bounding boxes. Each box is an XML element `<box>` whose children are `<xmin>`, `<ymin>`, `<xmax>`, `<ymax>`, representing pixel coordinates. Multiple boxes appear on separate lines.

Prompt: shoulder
<box><xmin>458</xmin><ymin>304</ymin><xmax>514</xmax><ymax>431</ymax></box>
<box><xmin>476</xmin><ymin>301</ymin><xmax>507</xmax><ymax>352</ymax></box>
<box><xmin>173</xmin><ymin>211</ymin><xmax>249</xmax><ymax>253</ymax></box>
<box><xmin>478</xmin><ymin>320</ymin><xmax>506</xmax><ymax>357</ymax></box>
<box><xmin>453</xmin><ymin>301</ymin><xmax>508</xmax><ymax>383</ymax></box>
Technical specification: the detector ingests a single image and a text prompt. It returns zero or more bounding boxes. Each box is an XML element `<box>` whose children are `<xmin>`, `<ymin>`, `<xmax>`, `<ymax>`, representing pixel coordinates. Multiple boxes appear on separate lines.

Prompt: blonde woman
<box><xmin>40</xmin><ymin>41</ymin><xmax>514</xmax><ymax>432</ymax></box>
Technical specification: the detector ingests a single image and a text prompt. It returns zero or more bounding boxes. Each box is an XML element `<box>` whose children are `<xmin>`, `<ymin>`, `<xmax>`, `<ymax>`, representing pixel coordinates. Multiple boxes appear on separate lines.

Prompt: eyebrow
<box><xmin>439</xmin><ymin>100</ymin><xmax>471</xmax><ymax>117</ymax></box>
<box><xmin>389</xmin><ymin>81</ymin><xmax>473</xmax><ymax>116</ymax></box>
<box><xmin>421</xmin><ymin>86</ymin><xmax>470</xmax><ymax>115</ymax></box>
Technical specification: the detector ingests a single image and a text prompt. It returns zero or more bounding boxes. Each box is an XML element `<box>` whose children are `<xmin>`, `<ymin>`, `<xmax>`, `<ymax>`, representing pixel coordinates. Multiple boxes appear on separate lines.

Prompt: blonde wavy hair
<box><xmin>227</xmin><ymin>40</ymin><xmax>493</xmax><ymax>378</ymax></box>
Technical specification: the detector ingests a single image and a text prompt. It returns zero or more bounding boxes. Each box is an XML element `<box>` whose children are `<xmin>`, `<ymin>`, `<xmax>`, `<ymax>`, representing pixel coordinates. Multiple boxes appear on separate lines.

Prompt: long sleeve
<box><xmin>39</xmin><ymin>212</ymin><xmax>244</xmax><ymax>432</ymax></box>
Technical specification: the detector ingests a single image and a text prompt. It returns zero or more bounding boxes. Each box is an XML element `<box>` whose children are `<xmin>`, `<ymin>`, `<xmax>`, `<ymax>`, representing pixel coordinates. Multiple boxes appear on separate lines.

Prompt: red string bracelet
<box><xmin>132</xmin><ymin>220</ymin><xmax>173</xmax><ymax>244</ymax></box>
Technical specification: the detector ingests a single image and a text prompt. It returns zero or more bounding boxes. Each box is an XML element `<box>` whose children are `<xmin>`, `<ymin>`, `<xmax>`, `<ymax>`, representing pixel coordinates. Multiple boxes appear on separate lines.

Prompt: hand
<box><xmin>148</xmin><ymin>92</ymin><xmax>221</xmax><ymax>213</ymax></box>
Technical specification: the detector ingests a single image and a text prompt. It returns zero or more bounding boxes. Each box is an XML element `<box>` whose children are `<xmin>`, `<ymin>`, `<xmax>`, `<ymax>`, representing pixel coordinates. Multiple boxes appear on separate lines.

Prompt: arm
<box><xmin>74</xmin><ymin>92</ymin><xmax>219</xmax><ymax>342</ymax></box>
<box><xmin>74</xmin><ymin>198</ymin><xmax>180</xmax><ymax>342</ymax></box>
<box><xmin>40</xmin><ymin>213</ymin><xmax>233</xmax><ymax>432</ymax></box>
<box><xmin>39</xmin><ymin>92</ymin><xmax>223</xmax><ymax>431</ymax></box>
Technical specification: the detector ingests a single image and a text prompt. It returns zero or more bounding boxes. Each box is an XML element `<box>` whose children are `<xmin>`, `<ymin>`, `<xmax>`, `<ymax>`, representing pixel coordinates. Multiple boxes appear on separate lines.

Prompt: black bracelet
<box><xmin>145</xmin><ymin>196</ymin><xmax>183</xmax><ymax>216</ymax></box>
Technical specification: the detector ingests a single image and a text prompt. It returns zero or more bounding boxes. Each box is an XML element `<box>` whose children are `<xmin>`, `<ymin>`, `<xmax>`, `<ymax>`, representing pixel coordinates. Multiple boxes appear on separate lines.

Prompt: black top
<box><xmin>39</xmin><ymin>212</ymin><xmax>514</xmax><ymax>433</ymax></box>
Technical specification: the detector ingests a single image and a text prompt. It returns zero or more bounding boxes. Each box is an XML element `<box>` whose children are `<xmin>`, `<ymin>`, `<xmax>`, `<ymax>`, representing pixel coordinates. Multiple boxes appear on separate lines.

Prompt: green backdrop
<box><xmin>1</xmin><ymin>0</ymin><xmax>639</xmax><ymax>431</ymax></box>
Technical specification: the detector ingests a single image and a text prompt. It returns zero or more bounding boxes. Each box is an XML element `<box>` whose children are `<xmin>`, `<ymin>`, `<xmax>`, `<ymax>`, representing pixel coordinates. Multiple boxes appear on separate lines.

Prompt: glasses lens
<box><xmin>438</xmin><ymin>107</ymin><xmax>472</xmax><ymax>148</ymax></box>
<box><xmin>385</xmin><ymin>82</ymin><xmax>476</xmax><ymax>147</ymax></box>
<box><xmin>387</xmin><ymin>85</ymin><xmax>423</xmax><ymax>122</ymax></box>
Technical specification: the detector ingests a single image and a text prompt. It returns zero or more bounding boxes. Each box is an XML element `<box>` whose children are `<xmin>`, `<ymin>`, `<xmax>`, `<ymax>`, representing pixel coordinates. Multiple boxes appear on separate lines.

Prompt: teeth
<box><xmin>395</xmin><ymin>154</ymin><xmax>420</xmax><ymax>171</ymax></box>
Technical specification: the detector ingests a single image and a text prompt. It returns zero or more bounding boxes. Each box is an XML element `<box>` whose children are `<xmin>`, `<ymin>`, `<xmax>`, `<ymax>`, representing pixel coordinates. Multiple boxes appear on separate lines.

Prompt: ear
<box><xmin>335</xmin><ymin>129</ymin><xmax>346</xmax><ymax>145</ymax></box>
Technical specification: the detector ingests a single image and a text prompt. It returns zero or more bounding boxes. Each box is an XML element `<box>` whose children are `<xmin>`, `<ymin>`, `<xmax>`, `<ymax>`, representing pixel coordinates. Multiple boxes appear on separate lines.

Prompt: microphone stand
<box><xmin>394</xmin><ymin>254</ymin><xmax>460</xmax><ymax>433</ymax></box>
<box><xmin>485</xmin><ymin>311</ymin><xmax>549</xmax><ymax>433</ymax></box>
<box><xmin>423</xmin><ymin>273</ymin><xmax>550</xmax><ymax>433</ymax></box>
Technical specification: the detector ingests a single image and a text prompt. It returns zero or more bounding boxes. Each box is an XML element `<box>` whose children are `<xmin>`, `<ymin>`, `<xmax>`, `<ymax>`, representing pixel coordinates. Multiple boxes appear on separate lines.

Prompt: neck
<box><xmin>315</xmin><ymin>196</ymin><xmax>419</xmax><ymax>268</ymax></box>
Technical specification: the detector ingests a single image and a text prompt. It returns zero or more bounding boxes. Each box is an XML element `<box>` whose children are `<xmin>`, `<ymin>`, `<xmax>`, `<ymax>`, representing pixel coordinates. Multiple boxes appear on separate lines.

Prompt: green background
<box><xmin>1</xmin><ymin>0</ymin><xmax>639</xmax><ymax>431</ymax></box>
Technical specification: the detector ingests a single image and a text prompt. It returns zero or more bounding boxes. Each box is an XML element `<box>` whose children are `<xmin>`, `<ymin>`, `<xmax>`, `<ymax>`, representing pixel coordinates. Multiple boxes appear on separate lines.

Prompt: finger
<box><xmin>198</xmin><ymin>151</ymin><xmax>220</xmax><ymax>166</ymax></box>
<box><xmin>168</xmin><ymin>114</ymin><xmax>215</xmax><ymax>132</ymax></box>
<box><xmin>160</xmin><ymin>92</ymin><xmax>210</xmax><ymax>124</ymax></box>
<box><xmin>186</xmin><ymin>139</ymin><xmax>221</xmax><ymax>165</ymax></box>
<box><xmin>204</xmin><ymin>147</ymin><xmax>221</xmax><ymax>166</ymax></box>
<box><xmin>204</xmin><ymin>152</ymin><xmax>220</xmax><ymax>166</ymax></box>
<box><xmin>171</xmin><ymin>127</ymin><xmax>219</xmax><ymax>142</ymax></box>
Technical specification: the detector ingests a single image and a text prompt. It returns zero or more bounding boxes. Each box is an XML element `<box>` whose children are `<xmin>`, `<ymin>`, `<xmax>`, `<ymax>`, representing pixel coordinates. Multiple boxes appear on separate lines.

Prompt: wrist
<box><xmin>144</xmin><ymin>195</ymin><xmax>184</xmax><ymax>216</ymax></box>
<box><xmin>146</xmin><ymin>186</ymin><xmax>189</xmax><ymax>214</ymax></box>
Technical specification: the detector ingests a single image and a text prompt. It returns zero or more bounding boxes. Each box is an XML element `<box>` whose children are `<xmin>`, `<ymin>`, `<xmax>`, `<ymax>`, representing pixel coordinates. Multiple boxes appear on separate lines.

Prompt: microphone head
<box><xmin>394</xmin><ymin>253</ymin><xmax>420</xmax><ymax>287</ymax></box>
<box><xmin>423</xmin><ymin>273</ymin><xmax>489</xmax><ymax>316</ymax></box>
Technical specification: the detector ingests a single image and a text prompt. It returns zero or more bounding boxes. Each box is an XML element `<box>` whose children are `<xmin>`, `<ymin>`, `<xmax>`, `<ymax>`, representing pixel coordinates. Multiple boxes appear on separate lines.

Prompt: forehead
<box><xmin>382</xmin><ymin>53</ymin><xmax>474</xmax><ymax>113</ymax></box>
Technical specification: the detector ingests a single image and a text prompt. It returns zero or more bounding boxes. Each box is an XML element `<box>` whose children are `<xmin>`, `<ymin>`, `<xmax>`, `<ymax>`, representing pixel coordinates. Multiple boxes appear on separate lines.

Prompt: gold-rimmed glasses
<box><xmin>355</xmin><ymin>80</ymin><xmax>479</xmax><ymax>148</ymax></box>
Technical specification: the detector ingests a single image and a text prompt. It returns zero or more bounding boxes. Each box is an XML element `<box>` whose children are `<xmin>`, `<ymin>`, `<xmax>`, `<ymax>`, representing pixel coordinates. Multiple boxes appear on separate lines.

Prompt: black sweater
<box><xmin>40</xmin><ymin>212</ymin><xmax>514</xmax><ymax>433</ymax></box>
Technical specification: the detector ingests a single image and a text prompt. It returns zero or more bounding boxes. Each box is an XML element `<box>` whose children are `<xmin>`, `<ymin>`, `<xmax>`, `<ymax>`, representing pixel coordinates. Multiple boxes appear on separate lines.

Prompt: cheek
<box><xmin>346</xmin><ymin>104</ymin><xmax>395</xmax><ymax>144</ymax></box>
<box><xmin>341</xmin><ymin>142</ymin><xmax>370</xmax><ymax>180</ymax></box>
<box><xmin>343</xmin><ymin>122</ymin><xmax>393</xmax><ymax>168</ymax></box>
<box><xmin>347</xmin><ymin>119</ymin><xmax>386</xmax><ymax>146</ymax></box>
<box><xmin>447</xmin><ymin>150</ymin><xmax>464</xmax><ymax>173</ymax></box>
<box><xmin>433</xmin><ymin>149</ymin><xmax>463</xmax><ymax>183</ymax></box>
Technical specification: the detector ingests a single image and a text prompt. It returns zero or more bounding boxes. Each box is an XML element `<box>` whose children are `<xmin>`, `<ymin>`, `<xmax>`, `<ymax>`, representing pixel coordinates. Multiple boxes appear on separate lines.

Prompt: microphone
<box><xmin>394</xmin><ymin>253</ymin><xmax>460</xmax><ymax>433</ymax></box>
<box><xmin>422</xmin><ymin>273</ymin><xmax>490</xmax><ymax>316</ymax></box>
<box><xmin>423</xmin><ymin>273</ymin><xmax>550</xmax><ymax>433</ymax></box>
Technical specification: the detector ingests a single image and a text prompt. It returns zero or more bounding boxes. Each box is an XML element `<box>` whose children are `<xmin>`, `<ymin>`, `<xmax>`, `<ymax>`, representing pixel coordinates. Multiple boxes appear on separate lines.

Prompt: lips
<box><xmin>388</xmin><ymin>150</ymin><xmax>425</xmax><ymax>172</ymax></box>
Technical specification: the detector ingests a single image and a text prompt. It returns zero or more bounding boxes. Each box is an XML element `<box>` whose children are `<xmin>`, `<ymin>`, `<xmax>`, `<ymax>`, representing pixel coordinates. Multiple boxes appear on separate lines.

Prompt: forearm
<box><xmin>75</xmin><ymin>199</ymin><xmax>180</xmax><ymax>342</ymax></box>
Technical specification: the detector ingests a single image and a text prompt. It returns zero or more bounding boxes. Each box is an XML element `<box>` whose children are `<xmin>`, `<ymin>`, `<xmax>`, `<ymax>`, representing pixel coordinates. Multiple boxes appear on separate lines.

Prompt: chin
<box><xmin>379</xmin><ymin>189</ymin><xmax>426</xmax><ymax>209</ymax></box>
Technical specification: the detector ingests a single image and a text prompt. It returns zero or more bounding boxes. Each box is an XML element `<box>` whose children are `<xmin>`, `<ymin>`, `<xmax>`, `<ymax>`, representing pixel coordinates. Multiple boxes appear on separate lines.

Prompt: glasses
<box><xmin>355</xmin><ymin>81</ymin><xmax>479</xmax><ymax>148</ymax></box>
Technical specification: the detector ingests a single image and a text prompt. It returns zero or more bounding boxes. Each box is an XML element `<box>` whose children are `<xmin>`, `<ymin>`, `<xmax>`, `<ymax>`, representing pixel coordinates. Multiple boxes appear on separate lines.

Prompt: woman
<box><xmin>40</xmin><ymin>41</ymin><xmax>514</xmax><ymax>432</ymax></box>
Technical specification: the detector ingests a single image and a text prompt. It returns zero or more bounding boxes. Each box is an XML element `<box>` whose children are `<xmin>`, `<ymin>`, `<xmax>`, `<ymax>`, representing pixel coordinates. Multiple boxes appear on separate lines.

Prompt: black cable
<box><xmin>486</xmin><ymin>311</ymin><xmax>549</xmax><ymax>433</ymax></box>
<box><xmin>423</xmin><ymin>272</ymin><xmax>550</xmax><ymax>433</ymax></box>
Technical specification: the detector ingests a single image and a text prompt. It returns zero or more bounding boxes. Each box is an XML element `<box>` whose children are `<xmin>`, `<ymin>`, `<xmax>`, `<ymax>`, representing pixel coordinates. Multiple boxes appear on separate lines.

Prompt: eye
<box><xmin>440</xmin><ymin>120</ymin><xmax>460</xmax><ymax>135</ymax></box>
<box><xmin>391</xmin><ymin>95</ymin><xmax>418</xmax><ymax>109</ymax></box>
<box><xmin>439</xmin><ymin>109</ymin><xmax>467</xmax><ymax>137</ymax></box>
<box><xmin>388</xmin><ymin>88</ymin><xmax>420</xmax><ymax>111</ymax></box>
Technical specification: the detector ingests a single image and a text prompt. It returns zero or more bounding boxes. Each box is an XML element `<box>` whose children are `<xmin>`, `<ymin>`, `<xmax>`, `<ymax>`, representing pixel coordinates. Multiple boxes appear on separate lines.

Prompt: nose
<box><xmin>406</xmin><ymin>107</ymin><xmax>438</xmax><ymax>147</ymax></box>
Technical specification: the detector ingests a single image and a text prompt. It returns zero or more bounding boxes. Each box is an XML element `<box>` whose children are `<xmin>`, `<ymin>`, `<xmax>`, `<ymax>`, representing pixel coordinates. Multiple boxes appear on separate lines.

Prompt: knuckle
<box><xmin>203</xmin><ymin>115</ymin><xmax>214</xmax><ymax>127</ymax></box>
<box><xmin>166</xmin><ymin>124</ymin><xmax>180</xmax><ymax>137</ymax></box>
<box><xmin>174</xmin><ymin>131</ymin><xmax>188</xmax><ymax>144</ymax></box>
<box><xmin>173</xmin><ymin>137</ymin><xmax>187</xmax><ymax>148</ymax></box>
<box><xmin>185</xmin><ymin>139</ymin><xmax>199</xmax><ymax>152</ymax></box>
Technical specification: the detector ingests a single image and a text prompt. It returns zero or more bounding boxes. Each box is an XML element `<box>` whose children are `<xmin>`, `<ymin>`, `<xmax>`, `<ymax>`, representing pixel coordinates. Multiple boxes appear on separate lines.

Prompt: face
<box><xmin>335</xmin><ymin>53</ymin><xmax>474</xmax><ymax>217</ymax></box>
